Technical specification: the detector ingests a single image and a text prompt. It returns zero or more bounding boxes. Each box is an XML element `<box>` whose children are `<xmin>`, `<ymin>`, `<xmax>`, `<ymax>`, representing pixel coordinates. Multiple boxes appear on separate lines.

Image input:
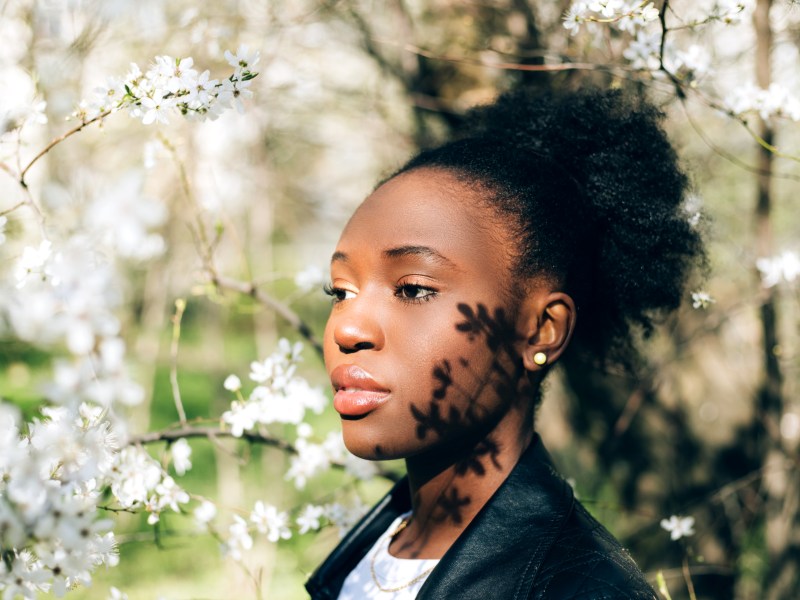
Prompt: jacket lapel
<box><xmin>305</xmin><ymin>480</ymin><xmax>412</xmax><ymax>599</ymax></box>
<box><xmin>417</xmin><ymin>438</ymin><xmax>574</xmax><ymax>599</ymax></box>
<box><xmin>305</xmin><ymin>436</ymin><xmax>573</xmax><ymax>600</ymax></box>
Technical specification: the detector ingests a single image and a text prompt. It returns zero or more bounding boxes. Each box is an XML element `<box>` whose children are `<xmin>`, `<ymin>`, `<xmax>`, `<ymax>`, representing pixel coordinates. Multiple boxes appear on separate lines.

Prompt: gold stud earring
<box><xmin>533</xmin><ymin>352</ymin><xmax>547</xmax><ymax>366</ymax></box>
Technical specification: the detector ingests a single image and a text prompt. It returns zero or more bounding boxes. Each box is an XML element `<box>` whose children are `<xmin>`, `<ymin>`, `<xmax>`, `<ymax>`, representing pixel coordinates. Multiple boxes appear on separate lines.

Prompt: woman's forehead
<box><xmin>337</xmin><ymin>169</ymin><xmax>506</xmax><ymax>261</ymax></box>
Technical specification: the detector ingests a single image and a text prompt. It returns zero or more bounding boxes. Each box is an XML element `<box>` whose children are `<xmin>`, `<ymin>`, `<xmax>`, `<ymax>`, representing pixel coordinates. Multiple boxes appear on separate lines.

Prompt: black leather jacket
<box><xmin>306</xmin><ymin>436</ymin><xmax>657</xmax><ymax>599</ymax></box>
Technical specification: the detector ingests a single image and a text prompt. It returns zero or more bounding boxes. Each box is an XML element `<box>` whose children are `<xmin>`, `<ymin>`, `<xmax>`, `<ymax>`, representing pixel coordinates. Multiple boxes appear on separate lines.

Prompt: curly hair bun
<box><xmin>399</xmin><ymin>87</ymin><xmax>705</xmax><ymax>369</ymax></box>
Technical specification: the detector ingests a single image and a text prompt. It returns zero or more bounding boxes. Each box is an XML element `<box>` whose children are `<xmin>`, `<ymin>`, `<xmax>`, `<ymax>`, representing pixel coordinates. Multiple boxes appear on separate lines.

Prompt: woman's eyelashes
<box><xmin>323</xmin><ymin>281</ymin><xmax>438</xmax><ymax>305</ymax></box>
<box><xmin>323</xmin><ymin>283</ymin><xmax>355</xmax><ymax>303</ymax></box>
<box><xmin>394</xmin><ymin>282</ymin><xmax>438</xmax><ymax>304</ymax></box>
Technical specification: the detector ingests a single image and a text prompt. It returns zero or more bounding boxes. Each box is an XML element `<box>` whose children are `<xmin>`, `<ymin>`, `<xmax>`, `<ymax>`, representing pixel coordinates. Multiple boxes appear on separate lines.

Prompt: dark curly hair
<box><xmin>395</xmin><ymin>87</ymin><xmax>705</xmax><ymax>370</ymax></box>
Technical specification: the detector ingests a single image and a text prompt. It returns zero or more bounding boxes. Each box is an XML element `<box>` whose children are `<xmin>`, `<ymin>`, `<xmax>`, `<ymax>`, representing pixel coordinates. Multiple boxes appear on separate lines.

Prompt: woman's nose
<box><xmin>332</xmin><ymin>305</ymin><xmax>385</xmax><ymax>354</ymax></box>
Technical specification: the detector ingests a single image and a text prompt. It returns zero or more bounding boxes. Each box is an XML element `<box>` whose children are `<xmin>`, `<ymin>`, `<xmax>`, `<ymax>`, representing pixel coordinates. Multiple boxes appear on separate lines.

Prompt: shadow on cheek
<box><xmin>395</xmin><ymin>302</ymin><xmax>532</xmax><ymax>533</ymax></box>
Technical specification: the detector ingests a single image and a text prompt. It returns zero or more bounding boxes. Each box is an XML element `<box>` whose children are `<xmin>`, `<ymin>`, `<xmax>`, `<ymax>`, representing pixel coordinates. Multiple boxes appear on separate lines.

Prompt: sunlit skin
<box><xmin>324</xmin><ymin>167</ymin><xmax>576</xmax><ymax>560</ymax></box>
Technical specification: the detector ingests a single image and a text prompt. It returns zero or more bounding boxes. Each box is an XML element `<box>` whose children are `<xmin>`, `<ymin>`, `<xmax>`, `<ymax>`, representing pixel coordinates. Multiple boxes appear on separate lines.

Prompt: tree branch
<box><xmin>19</xmin><ymin>109</ymin><xmax>112</xmax><ymax>185</ymax></box>
<box><xmin>128</xmin><ymin>425</ymin><xmax>402</xmax><ymax>482</ymax></box>
<box><xmin>211</xmin><ymin>273</ymin><xmax>323</xmax><ymax>358</ymax></box>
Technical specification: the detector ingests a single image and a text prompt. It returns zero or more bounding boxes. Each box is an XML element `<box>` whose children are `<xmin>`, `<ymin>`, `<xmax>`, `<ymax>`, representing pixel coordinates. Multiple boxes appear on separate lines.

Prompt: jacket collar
<box><xmin>305</xmin><ymin>435</ymin><xmax>574</xmax><ymax>599</ymax></box>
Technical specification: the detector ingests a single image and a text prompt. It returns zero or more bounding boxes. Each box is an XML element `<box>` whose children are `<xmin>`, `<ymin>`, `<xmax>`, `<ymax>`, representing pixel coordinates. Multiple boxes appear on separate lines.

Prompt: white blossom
<box><xmin>221</xmin><ymin>400</ymin><xmax>258</xmax><ymax>437</ymax></box>
<box><xmin>285</xmin><ymin>438</ymin><xmax>331</xmax><ymax>489</ymax></box>
<box><xmin>154</xmin><ymin>476</ymin><xmax>190</xmax><ymax>513</ymax></box>
<box><xmin>194</xmin><ymin>500</ymin><xmax>217</xmax><ymax>525</ymax></box>
<box><xmin>563</xmin><ymin>1</ymin><xmax>659</xmax><ymax>35</ymax></box>
<box><xmin>712</xmin><ymin>1</ymin><xmax>749</xmax><ymax>24</ymax></box>
<box><xmin>756</xmin><ymin>251</ymin><xmax>800</xmax><ymax>288</ymax></box>
<box><xmin>77</xmin><ymin>50</ymin><xmax>259</xmax><ymax>124</ymax></box>
<box><xmin>224</xmin><ymin>44</ymin><xmax>261</xmax><ymax>72</ymax></box>
<box><xmin>726</xmin><ymin>83</ymin><xmax>800</xmax><ymax>122</ymax></box>
<box><xmin>250</xmin><ymin>501</ymin><xmax>292</xmax><ymax>542</ymax></box>
<box><xmin>324</xmin><ymin>499</ymin><xmax>370</xmax><ymax>538</ymax></box>
<box><xmin>660</xmin><ymin>515</ymin><xmax>695</xmax><ymax>540</ymax></box>
<box><xmin>14</xmin><ymin>240</ymin><xmax>54</xmax><ymax>288</ymax></box>
<box><xmin>224</xmin><ymin>515</ymin><xmax>253</xmax><ymax>561</ymax></box>
<box><xmin>140</xmin><ymin>92</ymin><xmax>170</xmax><ymax>125</ymax></box>
<box><xmin>622</xmin><ymin>30</ymin><xmax>662</xmax><ymax>70</ymax></box>
<box><xmin>223</xmin><ymin>374</ymin><xmax>242</xmax><ymax>392</ymax></box>
<box><xmin>110</xmin><ymin>447</ymin><xmax>162</xmax><ymax>508</ymax></box>
<box><xmin>170</xmin><ymin>438</ymin><xmax>192</xmax><ymax>476</ymax></box>
<box><xmin>691</xmin><ymin>291</ymin><xmax>715</xmax><ymax>309</ymax></box>
<box><xmin>666</xmin><ymin>44</ymin><xmax>712</xmax><ymax>82</ymax></box>
<box><xmin>296</xmin><ymin>504</ymin><xmax>325</xmax><ymax>534</ymax></box>
<box><xmin>344</xmin><ymin>453</ymin><xmax>380</xmax><ymax>480</ymax></box>
<box><xmin>108</xmin><ymin>587</ymin><xmax>129</xmax><ymax>600</ymax></box>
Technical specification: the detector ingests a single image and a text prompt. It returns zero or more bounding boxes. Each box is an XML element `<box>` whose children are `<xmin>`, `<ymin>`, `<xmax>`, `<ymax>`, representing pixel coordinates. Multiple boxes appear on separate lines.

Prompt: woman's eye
<box><xmin>323</xmin><ymin>283</ymin><xmax>356</xmax><ymax>303</ymax></box>
<box><xmin>395</xmin><ymin>284</ymin><xmax>437</xmax><ymax>303</ymax></box>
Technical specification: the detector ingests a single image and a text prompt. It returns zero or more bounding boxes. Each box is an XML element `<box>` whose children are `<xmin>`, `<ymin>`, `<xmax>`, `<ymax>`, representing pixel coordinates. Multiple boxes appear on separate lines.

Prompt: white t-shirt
<box><xmin>337</xmin><ymin>513</ymin><xmax>440</xmax><ymax>599</ymax></box>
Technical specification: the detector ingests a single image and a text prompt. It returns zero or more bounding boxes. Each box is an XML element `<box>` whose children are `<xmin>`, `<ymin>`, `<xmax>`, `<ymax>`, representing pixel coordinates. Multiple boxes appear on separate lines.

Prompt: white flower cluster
<box><xmin>221</xmin><ymin>338</ymin><xmax>327</xmax><ymax>437</ymax></box>
<box><xmin>0</xmin><ymin>397</ymin><xmax>195</xmax><ymax>597</ymax></box>
<box><xmin>84</xmin><ymin>172</ymin><xmax>167</xmax><ymax>262</ymax></box>
<box><xmin>221</xmin><ymin>342</ymin><xmax>379</xmax><ymax>490</ymax></box>
<box><xmin>0</xmin><ymin>98</ymin><xmax>47</xmax><ymax>139</ymax></box>
<box><xmin>76</xmin><ymin>45</ymin><xmax>259</xmax><ymax>124</ymax></box>
<box><xmin>110</xmin><ymin>446</ymin><xmax>190</xmax><ymax>526</ymax></box>
<box><xmin>222</xmin><ymin>498</ymin><xmax>367</xmax><ymax>552</ymax></box>
<box><xmin>285</xmin><ymin>430</ymin><xmax>378</xmax><ymax>489</ymax></box>
<box><xmin>3</xmin><ymin>239</ymin><xmax>144</xmax><ymax>408</ymax></box>
<box><xmin>0</xmin><ymin>403</ymin><xmax>119</xmax><ymax>598</ymax></box>
<box><xmin>196</xmin><ymin>496</ymin><xmax>362</xmax><ymax>563</ymax></box>
<box><xmin>756</xmin><ymin>251</ymin><xmax>800</xmax><ymax>288</ymax></box>
<box><xmin>622</xmin><ymin>32</ymin><xmax>712</xmax><ymax>82</ymax></box>
<box><xmin>563</xmin><ymin>1</ymin><xmax>659</xmax><ymax>35</ymax></box>
<box><xmin>708</xmin><ymin>1</ymin><xmax>748</xmax><ymax>25</ymax></box>
<box><xmin>725</xmin><ymin>83</ymin><xmax>800</xmax><ymax>122</ymax></box>
<box><xmin>323</xmin><ymin>498</ymin><xmax>371</xmax><ymax>539</ymax></box>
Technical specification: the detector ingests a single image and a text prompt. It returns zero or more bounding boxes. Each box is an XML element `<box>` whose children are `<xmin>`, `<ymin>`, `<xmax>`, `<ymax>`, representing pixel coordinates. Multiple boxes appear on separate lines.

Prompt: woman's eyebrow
<box><xmin>383</xmin><ymin>245</ymin><xmax>460</xmax><ymax>269</ymax></box>
<box><xmin>330</xmin><ymin>246</ymin><xmax>461</xmax><ymax>270</ymax></box>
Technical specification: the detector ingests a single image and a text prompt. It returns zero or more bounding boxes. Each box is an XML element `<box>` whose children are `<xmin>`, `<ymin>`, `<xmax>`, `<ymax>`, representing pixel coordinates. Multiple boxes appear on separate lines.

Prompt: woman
<box><xmin>306</xmin><ymin>87</ymin><xmax>703</xmax><ymax>599</ymax></box>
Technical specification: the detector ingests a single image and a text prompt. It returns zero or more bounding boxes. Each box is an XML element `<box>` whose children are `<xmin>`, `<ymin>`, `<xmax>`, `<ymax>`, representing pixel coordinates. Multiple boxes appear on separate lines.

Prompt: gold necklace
<box><xmin>369</xmin><ymin>517</ymin><xmax>437</xmax><ymax>593</ymax></box>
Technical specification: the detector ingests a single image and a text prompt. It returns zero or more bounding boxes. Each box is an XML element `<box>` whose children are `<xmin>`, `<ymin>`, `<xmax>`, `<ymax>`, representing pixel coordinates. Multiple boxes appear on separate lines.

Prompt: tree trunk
<box><xmin>753</xmin><ymin>1</ymin><xmax>800</xmax><ymax>598</ymax></box>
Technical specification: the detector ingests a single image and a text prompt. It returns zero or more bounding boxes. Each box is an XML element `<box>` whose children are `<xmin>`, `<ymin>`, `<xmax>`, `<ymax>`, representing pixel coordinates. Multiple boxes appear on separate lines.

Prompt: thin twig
<box><xmin>654</xmin><ymin>563</ymin><xmax>735</xmax><ymax>581</ymax></box>
<box><xmin>0</xmin><ymin>201</ymin><xmax>25</xmax><ymax>217</ymax></box>
<box><xmin>679</xmin><ymin>99</ymin><xmax>800</xmax><ymax>183</ymax></box>
<box><xmin>131</xmin><ymin>425</ymin><xmax>299</xmax><ymax>453</ymax></box>
<box><xmin>19</xmin><ymin>109</ymin><xmax>112</xmax><ymax>184</ymax></box>
<box><xmin>0</xmin><ymin>161</ymin><xmax>16</xmax><ymax>179</ymax></box>
<box><xmin>158</xmin><ymin>133</ymin><xmax>215</xmax><ymax>264</ymax></box>
<box><xmin>682</xmin><ymin>556</ymin><xmax>698</xmax><ymax>600</ymax></box>
<box><xmin>401</xmin><ymin>42</ymin><xmax>613</xmax><ymax>74</ymax></box>
<box><xmin>211</xmin><ymin>274</ymin><xmax>323</xmax><ymax>358</ymax></box>
<box><xmin>18</xmin><ymin>177</ymin><xmax>47</xmax><ymax>238</ymax></box>
<box><xmin>128</xmin><ymin>424</ymin><xmax>402</xmax><ymax>482</ymax></box>
<box><xmin>170</xmin><ymin>298</ymin><xmax>189</xmax><ymax>425</ymax></box>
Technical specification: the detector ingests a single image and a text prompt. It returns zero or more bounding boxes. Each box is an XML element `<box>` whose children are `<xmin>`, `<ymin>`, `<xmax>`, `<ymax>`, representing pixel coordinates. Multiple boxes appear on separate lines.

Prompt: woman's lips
<box><xmin>330</xmin><ymin>365</ymin><xmax>390</xmax><ymax>416</ymax></box>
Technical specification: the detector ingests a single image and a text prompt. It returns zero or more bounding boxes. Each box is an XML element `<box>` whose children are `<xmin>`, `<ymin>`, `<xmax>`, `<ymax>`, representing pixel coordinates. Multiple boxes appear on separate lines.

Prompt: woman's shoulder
<box><xmin>531</xmin><ymin>498</ymin><xmax>657</xmax><ymax>600</ymax></box>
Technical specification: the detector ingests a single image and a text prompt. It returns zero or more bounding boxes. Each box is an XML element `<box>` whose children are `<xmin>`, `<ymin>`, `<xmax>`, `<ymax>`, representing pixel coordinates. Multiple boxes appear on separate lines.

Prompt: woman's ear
<box><xmin>516</xmin><ymin>290</ymin><xmax>576</xmax><ymax>372</ymax></box>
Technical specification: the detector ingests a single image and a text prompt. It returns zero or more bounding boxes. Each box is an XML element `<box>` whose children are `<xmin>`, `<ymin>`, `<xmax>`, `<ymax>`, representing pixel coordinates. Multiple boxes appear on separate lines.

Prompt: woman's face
<box><xmin>324</xmin><ymin>168</ymin><xmax>532</xmax><ymax>461</ymax></box>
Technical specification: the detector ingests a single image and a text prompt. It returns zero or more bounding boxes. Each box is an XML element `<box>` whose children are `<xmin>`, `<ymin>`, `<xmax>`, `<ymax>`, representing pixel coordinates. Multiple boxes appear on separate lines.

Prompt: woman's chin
<box><xmin>341</xmin><ymin>426</ymin><xmax>404</xmax><ymax>462</ymax></box>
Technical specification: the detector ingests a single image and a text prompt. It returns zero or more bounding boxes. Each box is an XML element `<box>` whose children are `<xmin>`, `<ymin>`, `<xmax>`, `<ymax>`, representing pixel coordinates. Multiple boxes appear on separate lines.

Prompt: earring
<box><xmin>533</xmin><ymin>352</ymin><xmax>547</xmax><ymax>366</ymax></box>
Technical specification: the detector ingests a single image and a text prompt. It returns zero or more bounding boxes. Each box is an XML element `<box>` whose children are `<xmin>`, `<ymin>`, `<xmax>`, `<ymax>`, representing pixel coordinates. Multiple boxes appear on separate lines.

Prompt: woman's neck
<box><xmin>389</xmin><ymin>409</ymin><xmax>534</xmax><ymax>560</ymax></box>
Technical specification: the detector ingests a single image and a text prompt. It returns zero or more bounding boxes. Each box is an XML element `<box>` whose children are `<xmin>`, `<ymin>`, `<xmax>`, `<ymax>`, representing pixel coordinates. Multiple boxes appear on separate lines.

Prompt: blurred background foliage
<box><xmin>1</xmin><ymin>0</ymin><xmax>799</xmax><ymax>598</ymax></box>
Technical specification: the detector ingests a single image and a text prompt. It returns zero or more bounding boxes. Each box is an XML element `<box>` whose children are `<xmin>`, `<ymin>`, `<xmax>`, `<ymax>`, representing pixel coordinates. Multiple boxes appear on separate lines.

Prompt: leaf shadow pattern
<box><xmin>402</xmin><ymin>302</ymin><xmax>533</xmax><ymax>537</ymax></box>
